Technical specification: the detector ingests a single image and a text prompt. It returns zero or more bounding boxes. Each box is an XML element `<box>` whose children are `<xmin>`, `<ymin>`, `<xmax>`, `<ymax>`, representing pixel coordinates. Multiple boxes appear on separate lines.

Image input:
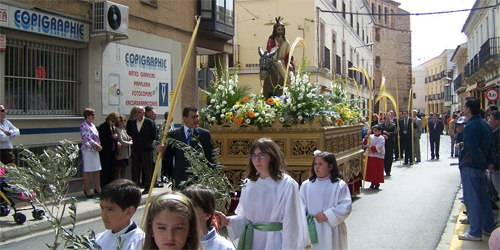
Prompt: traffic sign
<box><xmin>36</xmin><ymin>66</ymin><xmax>46</xmax><ymax>82</ymax></box>
<box><xmin>486</xmin><ymin>88</ymin><xmax>499</xmax><ymax>102</ymax></box>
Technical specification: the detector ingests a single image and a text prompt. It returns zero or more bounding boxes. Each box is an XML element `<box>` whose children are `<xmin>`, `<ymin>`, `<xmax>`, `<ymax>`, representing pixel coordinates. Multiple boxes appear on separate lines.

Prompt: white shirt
<box><xmin>183</xmin><ymin>125</ymin><xmax>193</xmax><ymax>138</ymax></box>
<box><xmin>136</xmin><ymin>118</ymin><xmax>144</xmax><ymax>132</ymax></box>
<box><xmin>0</xmin><ymin>119</ymin><xmax>20</xmax><ymax>150</ymax></box>
<box><xmin>95</xmin><ymin>221</ymin><xmax>144</xmax><ymax>250</ymax></box>
<box><xmin>201</xmin><ymin>226</ymin><xmax>235</xmax><ymax>250</ymax></box>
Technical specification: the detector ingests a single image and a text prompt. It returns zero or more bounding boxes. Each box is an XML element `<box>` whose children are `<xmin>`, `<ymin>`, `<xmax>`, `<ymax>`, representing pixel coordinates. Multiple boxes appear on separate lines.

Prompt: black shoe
<box><xmin>369</xmin><ymin>184</ymin><xmax>375</xmax><ymax>189</ymax></box>
<box><xmin>142</xmin><ymin>189</ymin><xmax>149</xmax><ymax>195</ymax></box>
<box><xmin>374</xmin><ymin>186</ymin><xmax>380</xmax><ymax>190</ymax></box>
<box><xmin>415</xmin><ymin>160</ymin><xmax>421</xmax><ymax>163</ymax></box>
<box><xmin>431</xmin><ymin>157</ymin><xmax>435</xmax><ymax>160</ymax></box>
<box><xmin>83</xmin><ymin>190</ymin><xmax>94</xmax><ymax>199</ymax></box>
<box><xmin>94</xmin><ymin>189</ymin><xmax>101</xmax><ymax>198</ymax></box>
<box><xmin>403</xmin><ymin>162</ymin><xmax>408</xmax><ymax>165</ymax></box>
<box><xmin>437</xmin><ymin>156</ymin><xmax>440</xmax><ymax>160</ymax></box>
<box><xmin>386</xmin><ymin>173</ymin><xmax>391</xmax><ymax>176</ymax></box>
<box><xmin>161</xmin><ymin>176</ymin><xmax>170</xmax><ymax>183</ymax></box>
<box><xmin>154</xmin><ymin>181</ymin><xmax>164</xmax><ymax>188</ymax></box>
<box><xmin>410</xmin><ymin>162</ymin><xmax>414</xmax><ymax>165</ymax></box>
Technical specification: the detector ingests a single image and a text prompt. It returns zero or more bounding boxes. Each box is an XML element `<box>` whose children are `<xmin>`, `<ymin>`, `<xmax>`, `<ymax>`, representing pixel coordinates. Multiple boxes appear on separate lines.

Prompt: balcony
<box><xmin>335</xmin><ymin>55</ymin><xmax>341</xmax><ymax>75</ymax></box>
<box><xmin>198</xmin><ymin>0</ymin><xmax>234</xmax><ymax>40</ymax></box>
<box><xmin>465</xmin><ymin>37</ymin><xmax>500</xmax><ymax>84</ymax></box>
<box><xmin>453</xmin><ymin>73</ymin><xmax>466</xmax><ymax>93</ymax></box>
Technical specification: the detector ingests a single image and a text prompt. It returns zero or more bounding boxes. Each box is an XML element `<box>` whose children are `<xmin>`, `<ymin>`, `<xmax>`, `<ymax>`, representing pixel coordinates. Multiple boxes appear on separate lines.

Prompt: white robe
<box><xmin>300</xmin><ymin>178</ymin><xmax>352</xmax><ymax>250</ymax></box>
<box><xmin>364</xmin><ymin>134</ymin><xmax>385</xmax><ymax>159</ymax></box>
<box><xmin>201</xmin><ymin>226</ymin><xmax>236</xmax><ymax>250</ymax></box>
<box><xmin>95</xmin><ymin>221</ymin><xmax>144</xmax><ymax>250</ymax></box>
<box><xmin>227</xmin><ymin>174</ymin><xmax>311</xmax><ymax>249</ymax></box>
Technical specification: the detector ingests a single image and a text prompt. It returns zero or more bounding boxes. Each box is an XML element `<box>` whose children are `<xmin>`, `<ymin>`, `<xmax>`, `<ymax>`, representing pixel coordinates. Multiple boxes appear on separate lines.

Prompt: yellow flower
<box><xmin>228</xmin><ymin>112</ymin><xmax>234</xmax><ymax>120</ymax></box>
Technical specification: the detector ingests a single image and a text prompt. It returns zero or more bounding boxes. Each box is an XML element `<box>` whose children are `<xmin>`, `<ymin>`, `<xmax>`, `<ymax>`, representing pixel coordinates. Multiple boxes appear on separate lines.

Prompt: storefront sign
<box><xmin>0</xmin><ymin>34</ymin><xmax>5</xmax><ymax>52</ymax></box>
<box><xmin>102</xmin><ymin>42</ymin><xmax>172</xmax><ymax>115</ymax></box>
<box><xmin>0</xmin><ymin>3</ymin><xmax>89</xmax><ymax>43</ymax></box>
<box><xmin>486</xmin><ymin>88</ymin><xmax>499</xmax><ymax>102</ymax></box>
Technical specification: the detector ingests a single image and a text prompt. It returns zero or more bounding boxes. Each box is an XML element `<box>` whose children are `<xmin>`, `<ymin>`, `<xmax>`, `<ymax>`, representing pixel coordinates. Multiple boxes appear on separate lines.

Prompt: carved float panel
<box><xmin>292</xmin><ymin>140</ymin><xmax>318</xmax><ymax>156</ymax></box>
<box><xmin>229</xmin><ymin>140</ymin><xmax>253</xmax><ymax>156</ymax></box>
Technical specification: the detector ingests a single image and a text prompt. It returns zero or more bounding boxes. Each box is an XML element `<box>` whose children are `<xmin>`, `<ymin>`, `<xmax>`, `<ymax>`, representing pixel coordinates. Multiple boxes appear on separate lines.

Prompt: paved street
<box><xmin>348</xmin><ymin>134</ymin><xmax>464</xmax><ymax>249</ymax></box>
<box><xmin>1</xmin><ymin>134</ymin><xmax>497</xmax><ymax>249</ymax></box>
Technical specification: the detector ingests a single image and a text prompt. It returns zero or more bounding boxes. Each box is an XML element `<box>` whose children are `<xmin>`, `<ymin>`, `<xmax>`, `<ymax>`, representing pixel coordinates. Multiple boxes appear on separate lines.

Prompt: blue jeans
<box><xmin>460</xmin><ymin>167</ymin><xmax>495</xmax><ymax>237</ymax></box>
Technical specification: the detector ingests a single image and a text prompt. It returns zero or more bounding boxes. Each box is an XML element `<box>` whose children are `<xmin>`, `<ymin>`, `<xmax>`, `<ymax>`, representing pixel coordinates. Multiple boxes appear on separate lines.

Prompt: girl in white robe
<box><xmin>215</xmin><ymin>138</ymin><xmax>311</xmax><ymax>249</ymax></box>
<box><xmin>300</xmin><ymin>150</ymin><xmax>352</xmax><ymax>250</ymax></box>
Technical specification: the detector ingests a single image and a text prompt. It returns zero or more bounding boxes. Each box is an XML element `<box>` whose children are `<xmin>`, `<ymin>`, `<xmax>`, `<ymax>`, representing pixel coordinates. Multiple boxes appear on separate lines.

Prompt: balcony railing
<box><xmin>335</xmin><ymin>55</ymin><xmax>341</xmax><ymax>75</ymax></box>
<box><xmin>453</xmin><ymin>73</ymin><xmax>463</xmax><ymax>91</ymax></box>
<box><xmin>479</xmin><ymin>37</ymin><xmax>500</xmax><ymax>66</ymax></box>
<box><xmin>323</xmin><ymin>46</ymin><xmax>330</xmax><ymax>70</ymax></box>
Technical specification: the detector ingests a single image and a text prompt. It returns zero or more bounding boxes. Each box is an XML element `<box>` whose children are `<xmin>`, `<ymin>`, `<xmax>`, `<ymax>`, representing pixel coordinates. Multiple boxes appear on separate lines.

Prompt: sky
<box><xmin>396</xmin><ymin>0</ymin><xmax>477</xmax><ymax>66</ymax></box>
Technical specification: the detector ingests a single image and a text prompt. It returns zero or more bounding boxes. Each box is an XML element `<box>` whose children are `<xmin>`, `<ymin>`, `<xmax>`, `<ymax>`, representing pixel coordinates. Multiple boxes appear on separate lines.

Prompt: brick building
<box><xmin>366</xmin><ymin>0</ymin><xmax>412</xmax><ymax>115</ymax></box>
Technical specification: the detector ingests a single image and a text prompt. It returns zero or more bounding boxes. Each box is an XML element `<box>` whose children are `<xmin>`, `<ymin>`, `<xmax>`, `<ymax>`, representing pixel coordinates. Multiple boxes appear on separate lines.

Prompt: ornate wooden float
<box><xmin>208</xmin><ymin>122</ymin><xmax>364</xmax><ymax>197</ymax></box>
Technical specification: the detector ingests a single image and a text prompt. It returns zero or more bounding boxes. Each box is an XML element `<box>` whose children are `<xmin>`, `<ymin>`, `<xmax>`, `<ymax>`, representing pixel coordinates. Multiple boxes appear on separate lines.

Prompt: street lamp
<box><xmin>354</xmin><ymin>42</ymin><xmax>375</xmax><ymax>52</ymax></box>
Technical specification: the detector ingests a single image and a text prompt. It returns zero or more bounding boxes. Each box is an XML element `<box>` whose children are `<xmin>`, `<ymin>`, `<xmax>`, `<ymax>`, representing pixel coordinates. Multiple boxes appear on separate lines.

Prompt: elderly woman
<box><xmin>98</xmin><ymin>112</ymin><xmax>121</xmax><ymax>190</ymax></box>
<box><xmin>80</xmin><ymin>108</ymin><xmax>102</xmax><ymax>198</ymax></box>
<box><xmin>115</xmin><ymin>115</ymin><xmax>132</xmax><ymax>179</ymax></box>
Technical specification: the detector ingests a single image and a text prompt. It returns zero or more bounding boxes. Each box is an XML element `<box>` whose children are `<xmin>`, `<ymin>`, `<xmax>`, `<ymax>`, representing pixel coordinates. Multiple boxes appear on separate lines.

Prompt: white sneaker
<box><xmin>458</xmin><ymin>232</ymin><xmax>481</xmax><ymax>241</ymax></box>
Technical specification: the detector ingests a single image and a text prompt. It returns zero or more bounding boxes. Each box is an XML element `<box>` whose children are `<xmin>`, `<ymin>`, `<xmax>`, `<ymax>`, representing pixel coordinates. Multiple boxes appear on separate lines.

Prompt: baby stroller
<box><xmin>0</xmin><ymin>167</ymin><xmax>45</xmax><ymax>224</ymax></box>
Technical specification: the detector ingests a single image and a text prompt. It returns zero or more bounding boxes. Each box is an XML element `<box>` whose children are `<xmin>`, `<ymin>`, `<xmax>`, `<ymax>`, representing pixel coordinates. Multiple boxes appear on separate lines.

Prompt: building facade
<box><xmin>423</xmin><ymin>49</ymin><xmax>455</xmax><ymax>115</ymax></box>
<box><xmin>461</xmin><ymin>0</ymin><xmax>500</xmax><ymax>108</ymax></box>
<box><xmin>412</xmin><ymin>63</ymin><xmax>426</xmax><ymax>114</ymax></box>
<box><xmin>0</xmin><ymin>0</ymin><xmax>233</xmax><ymax>190</ymax></box>
<box><xmin>234</xmin><ymin>0</ymin><xmax>374</xmax><ymax>117</ymax></box>
<box><xmin>366</xmin><ymin>0</ymin><xmax>412</xmax><ymax>115</ymax></box>
<box><xmin>450</xmin><ymin>43</ymin><xmax>468</xmax><ymax>112</ymax></box>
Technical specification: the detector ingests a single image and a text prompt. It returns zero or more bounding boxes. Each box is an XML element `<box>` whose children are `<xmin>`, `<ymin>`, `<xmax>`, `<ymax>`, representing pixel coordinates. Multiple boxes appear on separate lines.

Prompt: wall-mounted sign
<box><xmin>486</xmin><ymin>88</ymin><xmax>499</xmax><ymax>102</ymax></box>
<box><xmin>102</xmin><ymin>42</ymin><xmax>172</xmax><ymax>115</ymax></box>
<box><xmin>0</xmin><ymin>3</ymin><xmax>90</xmax><ymax>43</ymax></box>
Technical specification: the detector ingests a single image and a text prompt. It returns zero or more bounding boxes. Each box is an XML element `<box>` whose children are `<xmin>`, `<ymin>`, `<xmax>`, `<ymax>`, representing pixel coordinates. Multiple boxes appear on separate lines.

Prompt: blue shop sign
<box><xmin>0</xmin><ymin>3</ymin><xmax>89</xmax><ymax>43</ymax></box>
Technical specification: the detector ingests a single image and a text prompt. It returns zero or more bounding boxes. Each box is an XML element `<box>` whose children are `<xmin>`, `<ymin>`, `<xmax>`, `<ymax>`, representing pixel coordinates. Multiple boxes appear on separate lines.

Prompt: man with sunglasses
<box><xmin>0</xmin><ymin>105</ymin><xmax>20</xmax><ymax>164</ymax></box>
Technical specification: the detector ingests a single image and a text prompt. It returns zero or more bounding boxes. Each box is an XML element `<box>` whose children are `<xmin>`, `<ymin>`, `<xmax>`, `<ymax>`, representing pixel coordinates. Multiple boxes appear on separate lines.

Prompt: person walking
<box><xmin>428</xmin><ymin>113</ymin><xmax>444</xmax><ymax>160</ymax></box>
<box><xmin>458</xmin><ymin>98</ymin><xmax>496</xmax><ymax>241</ymax></box>
<box><xmin>0</xmin><ymin>105</ymin><xmax>20</xmax><ymax>165</ymax></box>
<box><xmin>127</xmin><ymin>106</ymin><xmax>157</xmax><ymax>194</ymax></box>
<box><xmin>80</xmin><ymin>108</ymin><xmax>102</xmax><ymax>198</ymax></box>
<box><xmin>380</xmin><ymin>115</ymin><xmax>397</xmax><ymax>176</ymax></box>
<box><xmin>412</xmin><ymin>110</ymin><xmax>422</xmax><ymax>163</ymax></box>
<box><xmin>98</xmin><ymin>112</ymin><xmax>120</xmax><ymax>189</ymax></box>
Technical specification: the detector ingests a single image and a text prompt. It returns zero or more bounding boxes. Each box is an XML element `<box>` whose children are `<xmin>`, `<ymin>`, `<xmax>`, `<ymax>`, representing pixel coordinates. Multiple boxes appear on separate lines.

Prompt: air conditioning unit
<box><xmin>92</xmin><ymin>1</ymin><xmax>129</xmax><ymax>36</ymax></box>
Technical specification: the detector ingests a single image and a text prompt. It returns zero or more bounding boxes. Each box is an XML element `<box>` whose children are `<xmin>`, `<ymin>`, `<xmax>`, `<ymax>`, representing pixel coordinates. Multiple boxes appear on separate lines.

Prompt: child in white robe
<box><xmin>95</xmin><ymin>179</ymin><xmax>144</xmax><ymax>250</ymax></box>
<box><xmin>182</xmin><ymin>184</ymin><xmax>235</xmax><ymax>250</ymax></box>
<box><xmin>215</xmin><ymin>138</ymin><xmax>311</xmax><ymax>249</ymax></box>
<box><xmin>300</xmin><ymin>150</ymin><xmax>352</xmax><ymax>250</ymax></box>
<box><xmin>363</xmin><ymin>124</ymin><xmax>386</xmax><ymax>189</ymax></box>
<box><xmin>143</xmin><ymin>191</ymin><xmax>202</xmax><ymax>250</ymax></box>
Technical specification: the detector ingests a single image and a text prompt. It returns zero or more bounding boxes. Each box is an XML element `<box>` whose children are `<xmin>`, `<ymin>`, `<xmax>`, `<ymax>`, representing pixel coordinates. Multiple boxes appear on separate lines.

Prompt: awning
<box><xmin>466</xmin><ymin>83</ymin><xmax>478</xmax><ymax>92</ymax></box>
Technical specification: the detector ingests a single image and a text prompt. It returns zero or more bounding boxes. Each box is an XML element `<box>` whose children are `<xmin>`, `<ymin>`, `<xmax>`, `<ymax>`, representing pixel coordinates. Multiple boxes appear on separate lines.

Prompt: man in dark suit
<box><xmin>428</xmin><ymin>113</ymin><xmax>444</xmax><ymax>160</ymax></box>
<box><xmin>398</xmin><ymin>110</ymin><xmax>414</xmax><ymax>165</ymax></box>
<box><xmin>389</xmin><ymin>110</ymin><xmax>400</xmax><ymax>161</ymax></box>
<box><xmin>162</xmin><ymin>106</ymin><xmax>216</xmax><ymax>189</ymax></box>
<box><xmin>380</xmin><ymin>115</ymin><xmax>397</xmax><ymax>176</ymax></box>
<box><xmin>127</xmin><ymin>106</ymin><xmax>157</xmax><ymax>194</ymax></box>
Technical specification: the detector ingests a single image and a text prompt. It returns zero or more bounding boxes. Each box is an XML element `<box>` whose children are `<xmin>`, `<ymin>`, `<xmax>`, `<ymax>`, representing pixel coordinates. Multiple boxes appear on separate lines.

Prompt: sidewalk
<box><xmin>0</xmin><ymin>184</ymin><xmax>171</xmax><ymax>243</ymax></box>
<box><xmin>438</xmin><ymin>172</ymin><xmax>498</xmax><ymax>250</ymax></box>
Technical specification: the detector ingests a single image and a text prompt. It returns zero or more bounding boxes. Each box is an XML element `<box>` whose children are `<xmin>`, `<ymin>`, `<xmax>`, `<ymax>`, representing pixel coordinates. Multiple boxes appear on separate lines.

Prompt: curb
<box><xmin>0</xmin><ymin>192</ymin><xmax>162</xmax><ymax>243</ymax></box>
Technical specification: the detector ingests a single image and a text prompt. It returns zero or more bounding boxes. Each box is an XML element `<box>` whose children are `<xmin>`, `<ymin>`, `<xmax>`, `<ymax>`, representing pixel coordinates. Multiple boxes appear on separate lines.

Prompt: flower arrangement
<box><xmin>200</xmin><ymin>65</ymin><xmax>364</xmax><ymax>129</ymax></box>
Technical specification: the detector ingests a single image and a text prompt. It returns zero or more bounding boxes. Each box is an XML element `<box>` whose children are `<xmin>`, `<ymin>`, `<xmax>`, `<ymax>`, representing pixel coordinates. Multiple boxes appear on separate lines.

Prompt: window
<box><xmin>342</xmin><ymin>1</ymin><xmax>346</xmax><ymax>19</ymax></box>
<box><xmin>384</xmin><ymin>7</ymin><xmax>388</xmax><ymax>23</ymax></box>
<box><xmin>4</xmin><ymin>39</ymin><xmax>79</xmax><ymax>115</ymax></box>
<box><xmin>390</xmin><ymin>9</ymin><xmax>394</xmax><ymax>27</ymax></box>
<box><xmin>375</xmin><ymin>56</ymin><xmax>381</xmax><ymax>69</ymax></box>
<box><xmin>372</xmin><ymin>3</ymin><xmax>375</xmax><ymax>17</ymax></box>
<box><xmin>375</xmin><ymin>27</ymin><xmax>380</xmax><ymax>42</ymax></box>
<box><xmin>216</xmin><ymin>0</ymin><xmax>224</xmax><ymax>22</ymax></box>
<box><xmin>200</xmin><ymin>0</ymin><xmax>212</xmax><ymax>19</ymax></box>
<box><xmin>333</xmin><ymin>0</ymin><xmax>337</xmax><ymax>8</ymax></box>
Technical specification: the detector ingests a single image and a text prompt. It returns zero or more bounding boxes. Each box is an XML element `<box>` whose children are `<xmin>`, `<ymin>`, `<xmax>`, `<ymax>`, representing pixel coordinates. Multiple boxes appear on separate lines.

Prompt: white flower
<box><xmin>297</xmin><ymin>112</ymin><xmax>302</xmax><ymax>116</ymax></box>
<box><xmin>221</xmin><ymin>114</ymin><xmax>225</xmax><ymax>118</ymax></box>
<box><xmin>298</xmin><ymin>116</ymin><xmax>303</xmax><ymax>120</ymax></box>
<box><xmin>207</xmin><ymin>114</ymin><xmax>211</xmax><ymax>119</ymax></box>
<box><xmin>233</xmin><ymin>105</ymin><xmax>239</xmax><ymax>109</ymax></box>
<box><xmin>254</xmin><ymin>112</ymin><xmax>259</xmax><ymax>117</ymax></box>
<box><xmin>230</xmin><ymin>90</ymin><xmax>235</xmax><ymax>95</ymax></box>
<box><xmin>297</xmin><ymin>104</ymin><xmax>302</xmax><ymax>108</ymax></box>
<box><xmin>279</xmin><ymin>117</ymin><xmax>285</xmax><ymax>122</ymax></box>
<box><xmin>246</xmin><ymin>119</ymin><xmax>251</xmax><ymax>124</ymax></box>
<box><xmin>222</xmin><ymin>101</ymin><xmax>227</xmax><ymax>105</ymax></box>
<box><xmin>298</xmin><ymin>96</ymin><xmax>303</xmax><ymax>101</ymax></box>
<box><xmin>211</xmin><ymin>117</ymin><xmax>216</xmax><ymax>121</ymax></box>
<box><xmin>222</xmin><ymin>109</ymin><xmax>226</xmax><ymax>113</ymax></box>
<box><xmin>216</xmin><ymin>105</ymin><xmax>220</xmax><ymax>110</ymax></box>
<box><xmin>278</xmin><ymin>112</ymin><xmax>283</xmax><ymax>117</ymax></box>
<box><xmin>326</xmin><ymin>116</ymin><xmax>332</xmax><ymax>122</ymax></box>
<box><xmin>258</xmin><ymin>117</ymin><xmax>263</xmax><ymax>122</ymax></box>
<box><xmin>210</xmin><ymin>99</ymin><xmax>215</xmax><ymax>104</ymax></box>
<box><xmin>292</xmin><ymin>107</ymin><xmax>297</xmax><ymax>111</ymax></box>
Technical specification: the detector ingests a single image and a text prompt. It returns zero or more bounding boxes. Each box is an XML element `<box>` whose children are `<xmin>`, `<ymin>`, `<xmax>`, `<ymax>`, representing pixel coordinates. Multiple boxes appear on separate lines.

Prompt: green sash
<box><xmin>306</xmin><ymin>214</ymin><xmax>319</xmax><ymax>244</ymax></box>
<box><xmin>236</xmin><ymin>221</ymin><xmax>283</xmax><ymax>250</ymax></box>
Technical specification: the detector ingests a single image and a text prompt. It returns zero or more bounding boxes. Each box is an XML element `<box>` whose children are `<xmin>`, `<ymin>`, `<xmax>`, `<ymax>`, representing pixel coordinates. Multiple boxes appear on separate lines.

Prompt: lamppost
<box><xmin>354</xmin><ymin>42</ymin><xmax>375</xmax><ymax>52</ymax></box>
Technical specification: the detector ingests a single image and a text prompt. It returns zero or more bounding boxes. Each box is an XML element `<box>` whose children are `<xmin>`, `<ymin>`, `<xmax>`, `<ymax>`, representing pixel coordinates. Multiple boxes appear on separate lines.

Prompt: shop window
<box><xmin>4</xmin><ymin>39</ymin><xmax>79</xmax><ymax>115</ymax></box>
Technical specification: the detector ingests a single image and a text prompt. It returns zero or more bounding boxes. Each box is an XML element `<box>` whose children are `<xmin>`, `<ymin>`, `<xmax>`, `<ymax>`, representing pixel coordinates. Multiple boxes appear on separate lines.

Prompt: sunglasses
<box><xmin>135</xmin><ymin>111</ymin><xmax>144</xmax><ymax>113</ymax></box>
<box><xmin>249</xmin><ymin>153</ymin><xmax>268</xmax><ymax>160</ymax></box>
<box><xmin>0</xmin><ymin>109</ymin><xmax>5</xmax><ymax>113</ymax></box>
<box><xmin>90</xmin><ymin>113</ymin><xmax>95</xmax><ymax>116</ymax></box>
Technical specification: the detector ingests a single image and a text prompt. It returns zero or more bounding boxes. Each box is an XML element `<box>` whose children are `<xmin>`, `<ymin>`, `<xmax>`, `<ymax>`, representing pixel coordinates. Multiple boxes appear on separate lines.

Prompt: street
<box><xmin>1</xmin><ymin>135</ymin><xmax>466</xmax><ymax>249</ymax></box>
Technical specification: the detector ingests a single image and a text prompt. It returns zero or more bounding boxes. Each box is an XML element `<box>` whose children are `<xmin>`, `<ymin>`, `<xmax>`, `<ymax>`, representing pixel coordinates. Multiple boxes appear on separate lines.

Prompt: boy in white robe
<box><xmin>215</xmin><ymin>138</ymin><xmax>311</xmax><ymax>249</ymax></box>
<box><xmin>300</xmin><ymin>151</ymin><xmax>352</xmax><ymax>250</ymax></box>
<box><xmin>95</xmin><ymin>179</ymin><xmax>144</xmax><ymax>249</ymax></box>
<box><xmin>182</xmin><ymin>184</ymin><xmax>235</xmax><ymax>250</ymax></box>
